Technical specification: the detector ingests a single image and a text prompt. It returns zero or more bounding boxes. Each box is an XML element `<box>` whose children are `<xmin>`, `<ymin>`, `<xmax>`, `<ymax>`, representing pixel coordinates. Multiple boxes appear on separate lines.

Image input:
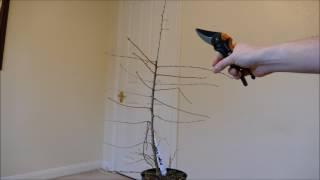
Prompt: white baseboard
<box><xmin>1</xmin><ymin>161</ymin><xmax>102</xmax><ymax>180</ymax></box>
<box><xmin>101</xmin><ymin>160</ymin><xmax>113</xmax><ymax>171</ymax></box>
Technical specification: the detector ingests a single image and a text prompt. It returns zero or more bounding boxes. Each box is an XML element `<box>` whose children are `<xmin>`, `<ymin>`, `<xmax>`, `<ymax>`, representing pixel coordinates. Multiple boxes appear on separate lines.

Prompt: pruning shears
<box><xmin>196</xmin><ymin>28</ymin><xmax>255</xmax><ymax>86</ymax></box>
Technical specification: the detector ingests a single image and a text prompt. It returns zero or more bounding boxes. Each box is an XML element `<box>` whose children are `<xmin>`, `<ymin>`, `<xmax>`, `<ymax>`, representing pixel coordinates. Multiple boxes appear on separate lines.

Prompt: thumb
<box><xmin>213</xmin><ymin>55</ymin><xmax>234</xmax><ymax>73</ymax></box>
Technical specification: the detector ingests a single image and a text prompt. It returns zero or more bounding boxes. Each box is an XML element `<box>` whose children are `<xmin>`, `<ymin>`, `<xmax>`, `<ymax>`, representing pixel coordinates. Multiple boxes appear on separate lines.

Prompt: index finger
<box><xmin>212</xmin><ymin>53</ymin><xmax>223</xmax><ymax>67</ymax></box>
<box><xmin>213</xmin><ymin>55</ymin><xmax>234</xmax><ymax>73</ymax></box>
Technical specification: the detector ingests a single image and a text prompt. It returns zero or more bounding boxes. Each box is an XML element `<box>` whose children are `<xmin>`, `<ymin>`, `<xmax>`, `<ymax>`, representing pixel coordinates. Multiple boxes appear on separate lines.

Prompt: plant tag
<box><xmin>155</xmin><ymin>138</ymin><xmax>167</xmax><ymax>176</ymax></box>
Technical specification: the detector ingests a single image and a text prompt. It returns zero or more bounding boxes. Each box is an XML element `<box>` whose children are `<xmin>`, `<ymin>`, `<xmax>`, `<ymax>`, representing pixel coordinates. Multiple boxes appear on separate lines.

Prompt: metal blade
<box><xmin>196</xmin><ymin>28</ymin><xmax>216</xmax><ymax>45</ymax></box>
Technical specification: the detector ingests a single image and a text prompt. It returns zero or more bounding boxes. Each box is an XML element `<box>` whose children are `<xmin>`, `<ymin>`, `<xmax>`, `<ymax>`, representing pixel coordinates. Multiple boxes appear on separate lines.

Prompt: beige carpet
<box><xmin>54</xmin><ymin>169</ymin><xmax>131</xmax><ymax>180</ymax></box>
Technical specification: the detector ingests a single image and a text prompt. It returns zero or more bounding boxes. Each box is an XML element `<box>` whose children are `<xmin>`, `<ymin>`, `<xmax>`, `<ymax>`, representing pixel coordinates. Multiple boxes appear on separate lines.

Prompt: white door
<box><xmin>107</xmin><ymin>1</ymin><xmax>181</xmax><ymax>179</ymax></box>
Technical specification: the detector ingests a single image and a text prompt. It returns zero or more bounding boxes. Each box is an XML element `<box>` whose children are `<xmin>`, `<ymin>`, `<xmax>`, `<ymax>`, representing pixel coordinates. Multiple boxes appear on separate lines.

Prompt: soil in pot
<box><xmin>141</xmin><ymin>168</ymin><xmax>187</xmax><ymax>180</ymax></box>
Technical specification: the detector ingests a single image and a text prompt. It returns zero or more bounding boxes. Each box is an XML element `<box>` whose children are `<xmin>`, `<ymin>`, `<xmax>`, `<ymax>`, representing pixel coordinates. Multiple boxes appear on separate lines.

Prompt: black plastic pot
<box><xmin>141</xmin><ymin>168</ymin><xmax>187</xmax><ymax>180</ymax></box>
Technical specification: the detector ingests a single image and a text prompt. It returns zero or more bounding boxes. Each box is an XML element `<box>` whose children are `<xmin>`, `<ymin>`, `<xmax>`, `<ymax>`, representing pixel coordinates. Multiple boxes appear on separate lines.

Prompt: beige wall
<box><xmin>1</xmin><ymin>0</ymin><xmax>118</xmax><ymax>177</ymax></box>
<box><xmin>1</xmin><ymin>0</ymin><xmax>319</xmax><ymax>179</ymax></box>
<box><xmin>178</xmin><ymin>1</ymin><xmax>319</xmax><ymax>179</ymax></box>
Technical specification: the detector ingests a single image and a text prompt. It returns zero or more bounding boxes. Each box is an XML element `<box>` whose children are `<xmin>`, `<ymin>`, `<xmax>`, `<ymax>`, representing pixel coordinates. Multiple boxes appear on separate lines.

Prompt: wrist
<box><xmin>254</xmin><ymin>46</ymin><xmax>282</xmax><ymax>65</ymax></box>
<box><xmin>252</xmin><ymin>45</ymin><xmax>289</xmax><ymax>73</ymax></box>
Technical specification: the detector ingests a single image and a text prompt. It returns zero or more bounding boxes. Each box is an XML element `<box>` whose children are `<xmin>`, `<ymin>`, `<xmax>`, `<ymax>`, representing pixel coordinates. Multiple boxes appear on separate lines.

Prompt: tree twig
<box><xmin>143</xmin><ymin>123</ymin><xmax>154</xmax><ymax>167</ymax></box>
<box><xmin>154</xmin><ymin>98</ymin><xmax>210</xmax><ymax>118</ymax></box>
<box><xmin>111</xmin><ymin>54</ymin><xmax>139</xmax><ymax>61</ymax></box>
<box><xmin>152</xmin><ymin>87</ymin><xmax>192</xmax><ymax>104</ymax></box>
<box><xmin>154</xmin><ymin>114</ymin><xmax>206</xmax><ymax>124</ymax></box>
<box><xmin>155</xmin><ymin>87</ymin><xmax>179</xmax><ymax>91</ymax></box>
<box><xmin>132</xmin><ymin>52</ymin><xmax>155</xmax><ymax>74</ymax></box>
<box><xmin>177</xmin><ymin>88</ymin><xmax>192</xmax><ymax>104</ymax></box>
<box><xmin>158</xmin><ymin>65</ymin><xmax>233</xmax><ymax>79</ymax></box>
<box><xmin>104</xmin><ymin>142</ymin><xmax>144</xmax><ymax>149</ymax></box>
<box><xmin>136</xmin><ymin>72</ymin><xmax>153</xmax><ymax>90</ymax></box>
<box><xmin>169</xmin><ymin>149</ymin><xmax>177</xmax><ymax>168</ymax></box>
<box><xmin>120</xmin><ymin>64</ymin><xmax>154</xmax><ymax>84</ymax></box>
<box><xmin>157</xmin><ymin>73</ymin><xmax>207</xmax><ymax>79</ymax></box>
<box><xmin>121</xmin><ymin>90</ymin><xmax>151</xmax><ymax>98</ymax></box>
<box><xmin>106</xmin><ymin>120</ymin><xmax>149</xmax><ymax>125</ymax></box>
<box><xmin>108</xmin><ymin>97</ymin><xmax>151</xmax><ymax>110</ymax></box>
<box><xmin>137</xmin><ymin>152</ymin><xmax>154</xmax><ymax>168</ymax></box>
<box><xmin>127</xmin><ymin>37</ymin><xmax>155</xmax><ymax>66</ymax></box>
<box><xmin>119</xmin><ymin>64</ymin><xmax>139</xmax><ymax>80</ymax></box>
<box><xmin>158</xmin><ymin>65</ymin><xmax>211</xmax><ymax>71</ymax></box>
<box><xmin>157</xmin><ymin>82</ymin><xmax>219</xmax><ymax>87</ymax></box>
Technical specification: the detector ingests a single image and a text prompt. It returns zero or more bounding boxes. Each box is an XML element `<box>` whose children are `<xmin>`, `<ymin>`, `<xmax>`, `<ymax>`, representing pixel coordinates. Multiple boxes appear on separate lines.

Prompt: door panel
<box><xmin>108</xmin><ymin>1</ymin><xmax>181</xmax><ymax>179</ymax></box>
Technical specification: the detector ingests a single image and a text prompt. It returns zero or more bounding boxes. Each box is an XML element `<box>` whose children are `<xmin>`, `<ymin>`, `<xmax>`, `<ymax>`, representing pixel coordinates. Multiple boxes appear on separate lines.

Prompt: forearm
<box><xmin>254</xmin><ymin>37</ymin><xmax>319</xmax><ymax>74</ymax></box>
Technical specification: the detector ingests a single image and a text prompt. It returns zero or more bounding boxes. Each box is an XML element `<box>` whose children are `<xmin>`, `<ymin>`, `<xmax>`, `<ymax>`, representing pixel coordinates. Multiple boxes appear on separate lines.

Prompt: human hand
<box><xmin>212</xmin><ymin>44</ymin><xmax>272</xmax><ymax>79</ymax></box>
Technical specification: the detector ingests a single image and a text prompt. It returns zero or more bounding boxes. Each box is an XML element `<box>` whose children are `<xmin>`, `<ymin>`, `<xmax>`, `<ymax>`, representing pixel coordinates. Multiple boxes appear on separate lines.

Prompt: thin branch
<box><xmin>127</xmin><ymin>37</ymin><xmax>155</xmax><ymax>65</ymax></box>
<box><xmin>157</xmin><ymin>82</ymin><xmax>219</xmax><ymax>87</ymax></box>
<box><xmin>169</xmin><ymin>149</ymin><xmax>177</xmax><ymax>168</ymax></box>
<box><xmin>137</xmin><ymin>152</ymin><xmax>154</xmax><ymax>167</ymax></box>
<box><xmin>143</xmin><ymin>79</ymin><xmax>162</xmax><ymax>84</ymax></box>
<box><xmin>143</xmin><ymin>123</ymin><xmax>154</xmax><ymax>167</ymax></box>
<box><xmin>158</xmin><ymin>65</ymin><xmax>233</xmax><ymax>79</ymax></box>
<box><xmin>143</xmin><ymin>124</ymin><xmax>149</xmax><ymax>152</ymax></box>
<box><xmin>154</xmin><ymin>129</ymin><xmax>170</xmax><ymax>147</ymax></box>
<box><xmin>123</xmin><ymin>150</ymin><xmax>152</xmax><ymax>167</ymax></box>
<box><xmin>112</xmin><ymin>54</ymin><xmax>160</xmax><ymax>77</ymax></box>
<box><xmin>147</xmin><ymin>102</ymin><xmax>162</xmax><ymax>106</ymax></box>
<box><xmin>136</xmin><ymin>72</ymin><xmax>153</xmax><ymax>90</ymax></box>
<box><xmin>138</xmin><ymin>153</ymin><xmax>155</xmax><ymax>162</ymax></box>
<box><xmin>154</xmin><ymin>87</ymin><xmax>192</xmax><ymax>104</ymax></box>
<box><xmin>108</xmin><ymin>97</ymin><xmax>151</xmax><ymax>109</ymax></box>
<box><xmin>104</xmin><ymin>142</ymin><xmax>144</xmax><ymax>149</ymax></box>
<box><xmin>107</xmin><ymin>88</ymin><xmax>152</xmax><ymax>98</ymax></box>
<box><xmin>157</xmin><ymin>73</ymin><xmax>207</xmax><ymax>79</ymax></box>
<box><xmin>106</xmin><ymin>120</ymin><xmax>149</xmax><ymax>125</ymax></box>
<box><xmin>154</xmin><ymin>114</ymin><xmax>206</xmax><ymax>124</ymax></box>
<box><xmin>132</xmin><ymin>52</ymin><xmax>155</xmax><ymax>74</ymax></box>
<box><xmin>122</xmin><ymin>91</ymin><xmax>151</xmax><ymax>98</ymax></box>
<box><xmin>219</xmin><ymin>72</ymin><xmax>234</xmax><ymax>79</ymax></box>
<box><xmin>154</xmin><ymin>98</ymin><xmax>210</xmax><ymax>119</ymax></box>
<box><xmin>177</xmin><ymin>88</ymin><xmax>192</xmax><ymax>104</ymax></box>
<box><xmin>155</xmin><ymin>87</ymin><xmax>179</xmax><ymax>91</ymax></box>
<box><xmin>120</xmin><ymin>64</ymin><xmax>154</xmax><ymax>84</ymax></box>
<box><xmin>158</xmin><ymin>65</ymin><xmax>212</xmax><ymax>71</ymax></box>
<box><xmin>131</xmin><ymin>52</ymin><xmax>151</xmax><ymax>64</ymax></box>
<box><xmin>111</xmin><ymin>53</ymin><xmax>154</xmax><ymax>64</ymax></box>
<box><xmin>119</xmin><ymin>63</ymin><xmax>139</xmax><ymax>80</ymax></box>
<box><xmin>113</xmin><ymin>56</ymin><xmax>230</xmax><ymax>80</ymax></box>
<box><xmin>111</xmin><ymin>54</ymin><xmax>139</xmax><ymax>61</ymax></box>
<box><xmin>155</xmin><ymin>1</ymin><xmax>165</xmax><ymax>63</ymax></box>
<box><xmin>124</xmin><ymin>152</ymin><xmax>153</xmax><ymax>167</ymax></box>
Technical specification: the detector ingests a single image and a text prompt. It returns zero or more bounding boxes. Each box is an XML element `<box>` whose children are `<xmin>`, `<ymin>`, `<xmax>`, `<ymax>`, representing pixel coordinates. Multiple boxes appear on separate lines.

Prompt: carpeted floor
<box><xmin>54</xmin><ymin>169</ymin><xmax>131</xmax><ymax>180</ymax></box>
